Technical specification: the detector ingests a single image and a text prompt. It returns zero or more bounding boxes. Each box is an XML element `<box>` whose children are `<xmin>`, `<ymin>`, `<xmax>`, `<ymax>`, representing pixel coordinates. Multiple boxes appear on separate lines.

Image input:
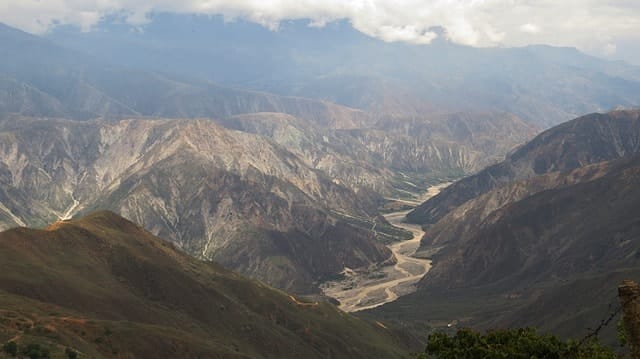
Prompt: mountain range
<box><xmin>46</xmin><ymin>15</ymin><xmax>640</xmax><ymax>128</ymax></box>
<box><xmin>0</xmin><ymin>22</ymin><xmax>536</xmax><ymax>294</ymax></box>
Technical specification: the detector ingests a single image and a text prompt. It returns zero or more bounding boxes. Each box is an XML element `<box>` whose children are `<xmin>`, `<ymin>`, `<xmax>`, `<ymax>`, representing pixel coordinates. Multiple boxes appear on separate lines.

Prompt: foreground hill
<box><xmin>371</xmin><ymin>154</ymin><xmax>640</xmax><ymax>343</ymax></box>
<box><xmin>407</xmin><ymin>109</ymin><xmax>640</xmax><ymax>225</ymax></box>
<box><xmin>0</xmin><ymin>211</ymin><xmax>409</xmax><ymax>358</ymax></box>
<box><xmin>0</xmin><ymin>117</ymin><xmax>394</xmax><ymax>293</ymax></box>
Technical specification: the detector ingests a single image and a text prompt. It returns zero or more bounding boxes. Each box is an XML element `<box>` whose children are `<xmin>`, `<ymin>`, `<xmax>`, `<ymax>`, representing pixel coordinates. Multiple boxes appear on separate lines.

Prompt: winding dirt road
<box><xmin>322</xmin><ymin>183</ymin><xmax>449</xmax><ymax>312</ymax></box>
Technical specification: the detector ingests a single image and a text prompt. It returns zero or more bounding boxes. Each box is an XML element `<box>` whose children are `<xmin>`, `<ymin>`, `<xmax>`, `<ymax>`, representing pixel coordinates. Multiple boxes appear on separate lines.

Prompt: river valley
<box><xmin>321</xmin><ymin>183</ymin><xmax>450</xmax><ymax>312</ymax></box>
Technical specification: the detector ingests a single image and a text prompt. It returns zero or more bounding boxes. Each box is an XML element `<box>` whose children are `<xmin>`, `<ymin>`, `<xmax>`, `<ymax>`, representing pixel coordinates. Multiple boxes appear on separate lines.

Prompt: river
<box><xmin>321</xmin><ymin>183</ymin><xmax>450</xmax><ymax>312</ymax></box>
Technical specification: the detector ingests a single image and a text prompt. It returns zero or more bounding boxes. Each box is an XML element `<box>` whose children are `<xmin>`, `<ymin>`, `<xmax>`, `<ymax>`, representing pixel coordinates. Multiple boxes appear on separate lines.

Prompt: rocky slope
<box><xmin>346</xmin><ymin>111</ymin><xmax>537</xmax><ymax>175</ymax></box>
<box><xmin>219</xmin><ymin>111</ymin><xmax>537</xmax><ymax>197</ymax></box>
<box><xmin>0</xmin><ymin>117</ymin><xmax>393</xmax><ymax>293</ymax></box>
<box><xmin>218</xmin><ymin>112</ymin><xmax>395</xmax><ymax>195</ymax></box>
<box><xmin>407</xmin><ymin>109</ymin><xmax>640</xmax><ymax>225</ymax></box>
<box><xmin>0</xmin><ymin>211</ymin><xmax>410</xmax><ymax>358</ymax></box>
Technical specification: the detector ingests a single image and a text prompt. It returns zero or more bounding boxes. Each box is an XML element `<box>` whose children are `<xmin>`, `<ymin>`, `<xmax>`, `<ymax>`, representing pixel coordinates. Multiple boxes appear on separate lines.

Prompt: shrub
<box><xmin>21</xmin><ymin>343</ymin><xmax>50</xmax><ymax>359</ymax></box>
<box><xmin>65</xmin><ymin>347</ymin><xmax>78</xmax><ymax>359</ymax></box>
<box><xmin>2</xmin><ymin>341</ymin><xmax>18</xmax><ymax>357</ymax></box>
<box><xmin>419</xmin><ymin>328</ymin><xmax>617</xmax><ymax>359</ymax></box>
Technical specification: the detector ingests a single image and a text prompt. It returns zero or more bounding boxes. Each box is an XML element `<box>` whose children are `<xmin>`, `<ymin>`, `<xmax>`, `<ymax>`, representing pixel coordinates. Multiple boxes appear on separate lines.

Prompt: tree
<box><xmin>2</xmin><ymin>341</ymin><xmax>18</xmax><ymax>357</ymax></box>
<box><xmin>419</xmin><ymin>328</ymin><xmax>617</xmax><ymax>359</ymax></box>
<box><xmin>65</xmin><ymin>347</ymin><xmax>78</xmax><ymax>359</ymax></box>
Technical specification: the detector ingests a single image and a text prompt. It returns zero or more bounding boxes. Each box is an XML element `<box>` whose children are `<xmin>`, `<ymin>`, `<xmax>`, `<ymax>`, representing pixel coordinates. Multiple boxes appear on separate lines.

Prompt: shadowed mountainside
<box><xmin>407</xmin><ymin>109</ymin><xmax>640</xmax><ymax>225</ymax></box>
<box><xmin>371</xmin><ymin>155</ymin><xmax>640</xmax><ymax>344</ymax></box>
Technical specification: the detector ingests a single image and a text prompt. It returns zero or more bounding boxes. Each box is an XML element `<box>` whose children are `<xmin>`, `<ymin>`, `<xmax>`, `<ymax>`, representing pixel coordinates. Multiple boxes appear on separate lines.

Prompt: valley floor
<box><xmin>321</xmin><ymin>183</ymin><xmax>450</xmax><ymax>312</ymax></box>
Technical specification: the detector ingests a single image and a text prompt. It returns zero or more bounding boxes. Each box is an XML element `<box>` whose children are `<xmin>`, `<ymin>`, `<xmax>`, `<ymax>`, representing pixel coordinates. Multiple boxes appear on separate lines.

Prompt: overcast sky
<box><xmin>2</xmin><ymin>0</ymin><xmax>640</xmax><ymax>64</ymax></box>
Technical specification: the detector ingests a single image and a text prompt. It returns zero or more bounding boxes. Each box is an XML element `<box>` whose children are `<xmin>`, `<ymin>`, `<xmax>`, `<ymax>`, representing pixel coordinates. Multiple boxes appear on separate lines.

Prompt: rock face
<box><xmin>0</xmin><ymin>211</ymin><xmax>410</xmax><ymax>358</ymax></box>
<box><xmin>0</xmin><ymin>117</ymin><xmax>391</xmax><ymax>293</ymax></box>
<box><xmin>407</xmin><ymin>109</ymin><xmax>640</xmax><ymax>225</ymax></box>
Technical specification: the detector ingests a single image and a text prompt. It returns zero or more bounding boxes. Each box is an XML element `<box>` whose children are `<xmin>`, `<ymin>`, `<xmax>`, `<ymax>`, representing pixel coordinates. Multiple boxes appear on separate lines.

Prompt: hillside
<box><xmin>0</xmin><ymin>211</ymin><xmax>409</xmax><ymax>358</ymax></box>
<box><xmin>407</xmin><ymin>109</ymin><xmax>640</xmax><ymax>225</ymax></box>
<box><xmin>219</xmin><ymin>111</ymin><xmax>536</xmax><ymax>197</ymax></box>
<box><xmin>372</xmin><ymin>155</ymin><xmax>640</xmax><ymax>343</ymax></box>
<box><xmin>0</xmin><ymin>117</ymin><xmax>393</xmax><ymax>293</ymax></box>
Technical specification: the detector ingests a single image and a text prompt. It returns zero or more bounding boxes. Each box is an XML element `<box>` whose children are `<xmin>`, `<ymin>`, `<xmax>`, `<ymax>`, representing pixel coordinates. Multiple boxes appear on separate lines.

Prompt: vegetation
<box><xmin>418</xmin><ymin>328</ymin><xmax>617</xmax><ymax>359</ymax></box>
<box><xmin>0</xmin><ymin>211</ymin><xmax>409</xmax><ymax>358</ymax></box>
<box><xmin>64</xmin><ymin>348</ymin><xmax>78</xmax><ymax>359</ymax></box>
<box><xmin>20</xmin><ymin>344</ymin><xmax>50</xmax><ymax>359</ymax></box>
<box><xmin>2</xmin><ymin>341</ymin><xmax>17</xmax><ymax>357</ymax></box>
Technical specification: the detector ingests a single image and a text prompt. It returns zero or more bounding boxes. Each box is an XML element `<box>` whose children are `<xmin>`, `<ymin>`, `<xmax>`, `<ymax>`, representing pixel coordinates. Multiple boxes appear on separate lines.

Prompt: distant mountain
<box><xmin>371</xmin><ymin>154</ymin><xmax>640</xmax><ymax>343</ymax></box>
<box><xmin>0</xmin><ymin>23</ymin><xmax>368</xmax><ymax>127</ymax></box>
<box><xmin>0</xmin><ymin>211</ymin><xmax>410</xmax><ymax>358</ymax></box>
<box><xmin>46</xmin><ymin>15</ymin><xmax>640</xmax><ymax>127</ymax></box>
<box><xmin>407</xmin><ymin>109</ymin><xmax>640</xmax><ymax>225</ymax></box>
<box><xmin>0</xmin><ymin>117</ymin><xmax>394</xmax><ymax>293</ymax></box>
<box><xmin>219</xmin><ymin>111</ymin><xmax>536</xmax><ymax>196</ymax></box>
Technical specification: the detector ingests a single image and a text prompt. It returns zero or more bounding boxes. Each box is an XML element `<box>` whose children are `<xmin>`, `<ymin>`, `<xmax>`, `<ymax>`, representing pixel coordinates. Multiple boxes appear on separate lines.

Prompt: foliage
<box><xmin>20</xmin><ymin>343</ymin><xmax>50</xmax><ymax>359</ymax></box>
<box><xmin>617</xmin><ymin>318</ymin><xmax>629</xmax><ymax>347</ymax></box>
<box><xmin>418</xmin><ymin>328</ymin><xmax>617</xmax><ymax>359</ymax></box>
<box><xmin>2</xmin><ymin>341</ymin><xmax>17</xmax><ymax>357</ymax></box>
<box><xmin>65</xmin><ymin>347</ymin><xmax>78</xmax><ymax>359</ymax></box>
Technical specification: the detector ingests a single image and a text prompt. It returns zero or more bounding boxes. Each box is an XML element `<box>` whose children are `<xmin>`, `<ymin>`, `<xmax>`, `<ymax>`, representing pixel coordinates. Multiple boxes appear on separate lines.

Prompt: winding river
<box><xmin>322</xmin><ymin>183</ymin><xmax>449</xmax><ymax>312</ymax></box>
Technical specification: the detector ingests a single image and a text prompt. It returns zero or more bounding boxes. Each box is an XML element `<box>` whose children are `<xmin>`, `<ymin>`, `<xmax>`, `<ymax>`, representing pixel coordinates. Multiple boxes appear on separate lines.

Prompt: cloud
<box><xmin>519</xmin><ymin>23</ymin><xmax>541</xmax><ymax>34</ymax></box>
<box><xmin>1</xmin><ymin>0</ymin><xmax>640</xmax><ymax>59</ymax></box>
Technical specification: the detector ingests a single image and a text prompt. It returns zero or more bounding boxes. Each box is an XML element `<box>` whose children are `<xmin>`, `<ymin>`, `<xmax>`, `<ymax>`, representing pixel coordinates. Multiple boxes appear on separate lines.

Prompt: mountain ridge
<box><xmin>44</xmin><ymin>16</ymin><xmax>640</xmax><ymax>127</ymax></box>
<box><xmin>407</xmin><ymin>109</ymin><xmax>640</xmax><ymax>225</ymax></box>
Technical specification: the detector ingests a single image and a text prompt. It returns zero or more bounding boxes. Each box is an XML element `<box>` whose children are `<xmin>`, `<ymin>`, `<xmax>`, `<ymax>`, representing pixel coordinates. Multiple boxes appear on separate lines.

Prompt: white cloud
<box><xmin>1</xmin><ymin>0</ymin><xmax>639</xmax><ymax>59</ymax></box>
<box><xmin>519</xmin><ymin>23</ymin><xmax>541</xmax><ymax>34</ymax></box>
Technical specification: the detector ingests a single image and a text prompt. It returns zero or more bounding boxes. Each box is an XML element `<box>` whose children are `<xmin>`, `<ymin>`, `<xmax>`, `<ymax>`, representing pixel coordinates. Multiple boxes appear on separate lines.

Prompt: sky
<box><xmin>1</xmin><ymin>0</ymin><xmax>640</xmax><ymax>64</ymax></box>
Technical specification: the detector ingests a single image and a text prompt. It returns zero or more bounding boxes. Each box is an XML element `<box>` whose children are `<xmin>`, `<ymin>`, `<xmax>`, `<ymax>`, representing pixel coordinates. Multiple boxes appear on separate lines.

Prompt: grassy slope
<box><xmin>0</xmin><ymin>211</ymin><xmax>409</xmax><ymax>358</ymax></box>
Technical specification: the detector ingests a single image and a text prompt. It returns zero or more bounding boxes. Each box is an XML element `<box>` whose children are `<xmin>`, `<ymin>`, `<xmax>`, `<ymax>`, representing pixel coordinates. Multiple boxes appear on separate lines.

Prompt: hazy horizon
<box><xmin>2</xmin><ymin>1</ymin><xmax>640</xmax><ymax>65</ymax></box>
